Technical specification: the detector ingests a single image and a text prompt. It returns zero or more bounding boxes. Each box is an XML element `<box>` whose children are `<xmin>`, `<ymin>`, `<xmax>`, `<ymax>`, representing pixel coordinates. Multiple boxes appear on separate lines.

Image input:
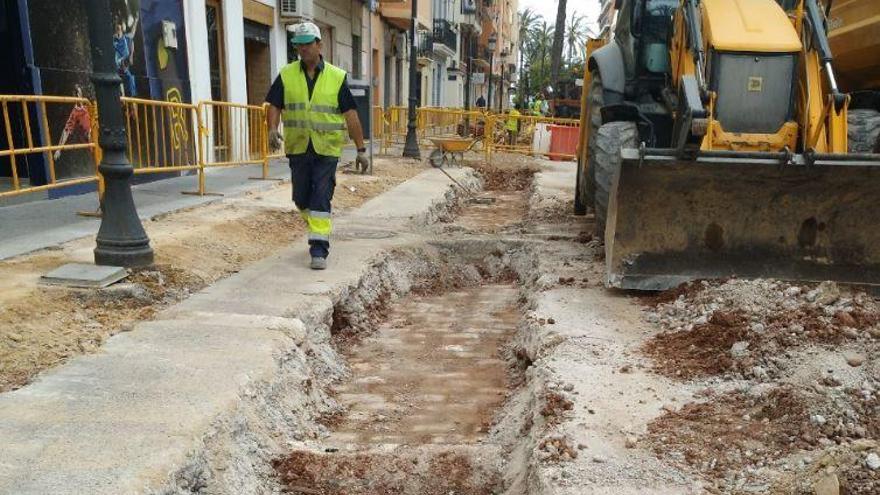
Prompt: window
<box><xmin>352</xmin><ymin>35</ymin><xmax>362</xmax><ymax>78</ymax></box>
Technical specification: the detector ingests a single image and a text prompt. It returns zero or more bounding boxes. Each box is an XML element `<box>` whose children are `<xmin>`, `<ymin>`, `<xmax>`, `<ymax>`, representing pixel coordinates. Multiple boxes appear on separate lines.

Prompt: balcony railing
<box><xmin>418</xmin><ymin>31</ymin><xmax>433</xmax><ymax>59</ymax></box>
<box><xmin>433</xmin><ymin>19</ymin><xmax>457</xmax><ymax>53</ymax></box>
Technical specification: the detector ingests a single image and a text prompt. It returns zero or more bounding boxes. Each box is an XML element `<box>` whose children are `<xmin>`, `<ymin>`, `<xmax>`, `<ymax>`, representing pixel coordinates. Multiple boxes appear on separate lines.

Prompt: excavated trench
<box><xmin>271</xmin><ymin>164</ymin><xmax>542</xmax><ymax>495</ymax></box>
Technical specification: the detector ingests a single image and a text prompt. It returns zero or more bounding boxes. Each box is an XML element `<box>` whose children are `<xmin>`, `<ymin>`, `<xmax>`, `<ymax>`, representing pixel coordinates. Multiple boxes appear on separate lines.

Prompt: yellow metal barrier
<box><xmin>196</xmin><ymin>100</ymin><xmax>272</xmax><ymax>195</ymax></box>
<box><xmin>121</xmin><ymin>97</ymin><xmax>200</xmax><ymax>176</ymax></box>
<box><xmin>485</xmin><ymin>113</ymin><xmax>581</xmax><ymax>162</ymax></box>
<box><xmin>0</xmin><ymin>95</ymin><xmax>100</xmax><ymax>199</ymax></box>
<box><xmin>3</xmin><ymin>96</ymin><xmax>579</xmax><ymax>203</ymax></box>
<box><xmin>380</xmin><ymin>106</ymin><xmax>488</xmax><ymax>152</ymax></box>
<box><xmin>382</xmin><ymin>106</ymin><xmax>408</xmax><ymax>148</ymax></box>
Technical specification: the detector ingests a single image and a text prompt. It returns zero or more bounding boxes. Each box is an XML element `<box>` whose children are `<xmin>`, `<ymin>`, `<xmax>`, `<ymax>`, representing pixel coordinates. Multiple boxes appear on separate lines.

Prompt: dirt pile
<box><xmin>274</xmin><ymin>448</ymin><xmax>502</xmax><ymax>495</ymax></box>
<box><xmin>645</xmin><ymin>382</ymin><xmax>880</xmax><ymax>493</ymax></box>
<box><xmin>640</xmin><ymin>278</ymin><xmax>880</xmax><ymax>493</ymax></box>
<box><xmin>643</xmin><ymin>279</ymin><xmax>880</xmax><ymax>380</ymax></box>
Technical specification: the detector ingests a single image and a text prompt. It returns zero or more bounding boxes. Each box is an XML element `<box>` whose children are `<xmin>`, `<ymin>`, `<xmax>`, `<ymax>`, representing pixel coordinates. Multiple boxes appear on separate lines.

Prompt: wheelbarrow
<box><xmin>425</xmin><ymin>136</ymin><xmax>493</xmax><ymax>205</ymax></box>
<box><xmin>427</xmin><ymin>136</ymin><xmax>479</xmax><ymax>168</ymax></box>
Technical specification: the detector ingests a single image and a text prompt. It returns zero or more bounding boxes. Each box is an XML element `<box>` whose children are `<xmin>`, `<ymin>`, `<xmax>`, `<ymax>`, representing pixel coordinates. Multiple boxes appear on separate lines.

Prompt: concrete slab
<box><xmin>39</xmin><ymin>263</ymin><xmax>128</xmax><ymax>288</ymax></box>
<box><xmin>0</xmin><ymin>165</ymin><xmax>476</xmax><ymax>494</ymax></box>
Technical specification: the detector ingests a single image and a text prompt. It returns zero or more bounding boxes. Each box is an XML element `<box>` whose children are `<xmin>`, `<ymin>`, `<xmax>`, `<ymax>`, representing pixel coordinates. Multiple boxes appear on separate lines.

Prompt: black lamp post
<box><xmin>402</xmin><ymin>0</ymin><xmax>421</xmax><ymax>158</ymax></box>
<box><xmin>524</xmin><ymin>61</ymin><xmax>531</xmax><ymax>106</ymax></box>
<box><xmin>498</xmin><ymin>56</ymin><xmax>505</xmax><ymax>113</ymax></box>
<box><xmin>85</xmin><ymin>0</ymin><xmax>153</xmax><ymax>267</ymax></box>
<box><xmin>486</xmin><ymin>33</ymin><xmax>497</xmax><ymax>111</ymax></box>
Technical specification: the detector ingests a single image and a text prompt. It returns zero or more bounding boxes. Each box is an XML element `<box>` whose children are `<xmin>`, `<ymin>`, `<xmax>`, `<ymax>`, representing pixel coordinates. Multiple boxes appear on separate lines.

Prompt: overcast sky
<box><xmin>517</xmin><ymin>0</ymin><xmax>601</xmax><ymax>31</ymax></box>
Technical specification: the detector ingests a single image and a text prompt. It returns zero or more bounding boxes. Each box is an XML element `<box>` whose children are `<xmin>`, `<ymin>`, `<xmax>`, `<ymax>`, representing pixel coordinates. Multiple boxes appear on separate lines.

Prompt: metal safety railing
<box><xmin>0</xmin><ymin>95</ymin><xmax>101</xmax><ymax>199</ymax></box>
<box><xmin>2</xmin><ymin>93</ymin><xmax>581</xmax><ymax>204</ymax></box>
<box><xmin>378</xmin><ymin>106</ymin><xmax>489</xmax><ymax>152</ymax></box>
<box><xmin>196</xmin><ymin>100</ymin><xmax>275</xmax><ymax>195</ymax></box>
<box><xmin>484</xmin><ymin>113</ymin><xmax>581</xmax><ymax>162</ymax></box>
<box><xmin>419</xmin><ymin>107</ymin><xmax>485</xmax><ymax>140</ymax></box>
<box><xmin>122</xmin><ymin>97</ymin><xmax>200</xmax><ymax>177</ymax></box>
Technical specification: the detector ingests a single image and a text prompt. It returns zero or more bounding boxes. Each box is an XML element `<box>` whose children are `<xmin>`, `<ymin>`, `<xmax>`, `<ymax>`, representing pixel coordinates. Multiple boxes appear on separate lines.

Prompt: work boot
<box><xmin>310</xmin><ymin>257</ymin><xmax>327</xmax><ymax>270</ymax></box>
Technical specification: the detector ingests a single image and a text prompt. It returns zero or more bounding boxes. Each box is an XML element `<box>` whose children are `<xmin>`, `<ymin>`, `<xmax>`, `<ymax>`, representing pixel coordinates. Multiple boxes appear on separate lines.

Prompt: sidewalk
<box><xmin>0</xmin><ymin>144</ymin><xmax>376</xmax><ymax>260</ymax></box>
<box><xmin>0</xmin><ymin>166</ymin><xmax>478</xmax><ymax>494</ymax></box>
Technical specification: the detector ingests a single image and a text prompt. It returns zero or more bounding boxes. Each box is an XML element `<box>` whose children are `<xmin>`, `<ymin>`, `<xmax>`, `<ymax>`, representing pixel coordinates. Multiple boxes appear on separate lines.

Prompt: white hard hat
<box><xmin>289</xmin><ymin>22</ymin><xmax>321</xmax><ymax>45</ymax></box>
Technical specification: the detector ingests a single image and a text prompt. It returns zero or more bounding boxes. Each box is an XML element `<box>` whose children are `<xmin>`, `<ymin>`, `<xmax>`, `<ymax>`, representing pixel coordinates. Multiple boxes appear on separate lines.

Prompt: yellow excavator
<box><xmin>574</xmin><ymin>0</ymin><xmax>880</xmax><ymax>290</ymax></box>
<box><xmin>826</xmin><ymin>0</ymin><xmax>880</xmax><ymax>152</ymax></box>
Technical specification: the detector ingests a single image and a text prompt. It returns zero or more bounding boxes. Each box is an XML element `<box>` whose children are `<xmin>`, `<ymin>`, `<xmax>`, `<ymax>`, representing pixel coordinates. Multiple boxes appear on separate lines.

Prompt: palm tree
<box><xmin>530</xmin><ymin>20</ymin><xmax>554</xmax><ymax>95</ymax></box>
<box><xmin>565</xmin><ymin>13</ymin><xmax>589</xmax><ymax>69</ymax></box>
<box><xmin>517</xmin><ymin>8</ymin><xmax>541</xmax><ymax>104</ymax></box>
<box><xmin>549</xmin><ymin>0</ymin><xmax>567</xmax><ymax>94</ymax></box>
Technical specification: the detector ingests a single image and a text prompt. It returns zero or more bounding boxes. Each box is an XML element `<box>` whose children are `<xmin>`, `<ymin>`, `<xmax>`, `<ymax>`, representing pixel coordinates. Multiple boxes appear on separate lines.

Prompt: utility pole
<box><xmin>463</xmin><ymin>32</ymin><xmax>472</xmax><ymax>136</ymax></box>
<box><xmin>85</xmin><ymin>0</ymin><xmax>153</xmax><ymax>267</ymax></box>
<box><xmin>487</xmin><ymin>34</ymin><xmax>496</xmax><ymax>112</ymax></box>
<box><xmin>498</xmin><ymin>60</ymin><xmax>504</xmax><ymax>113</ymax></box>
<box><xmin>402</xmin><ymin>0</ymin><xmax>421</xmax><ymax>158</ymax></box>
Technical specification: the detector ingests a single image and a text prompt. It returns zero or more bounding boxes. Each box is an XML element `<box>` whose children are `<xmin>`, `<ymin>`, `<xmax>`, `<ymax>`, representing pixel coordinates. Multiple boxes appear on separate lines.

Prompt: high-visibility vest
<box><xmin>280</xmin><ymin>60</ymin><xmax>347</xmax><ymax>157</ymax></box>
<box><xmin>506</xmin><ymin>108</ymin><xmax>520</xmax><ymax>131</ymax></box>
<box><xmin>533</xmin><ymin>99</ymin><xmax>543</xmax><ymax>115</ymax></box>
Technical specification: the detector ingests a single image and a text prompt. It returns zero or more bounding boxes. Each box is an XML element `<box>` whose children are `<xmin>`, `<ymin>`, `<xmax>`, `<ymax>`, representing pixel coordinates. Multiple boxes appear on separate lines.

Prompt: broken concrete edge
<box><xmin>157</xmin><ymin>240</ymin><xmax>543</xmax><ymax>494</ymax></box>
<box><xmin>0</xmin><ymin>166</ymin><xmax>484</xmax><ymax>494</ymax></box>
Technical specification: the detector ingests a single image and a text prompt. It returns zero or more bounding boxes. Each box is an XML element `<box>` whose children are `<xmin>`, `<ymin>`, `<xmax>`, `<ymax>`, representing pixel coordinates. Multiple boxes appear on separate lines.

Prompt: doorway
<box><xmin>0</xmin><ymin>0</ymin><xmax>43</xmax><ymax>190</ymax></box>
<box><xmin>205</xmin><ymin>0</ymin><xmax>228</xmax><ymax>160</ymax></box>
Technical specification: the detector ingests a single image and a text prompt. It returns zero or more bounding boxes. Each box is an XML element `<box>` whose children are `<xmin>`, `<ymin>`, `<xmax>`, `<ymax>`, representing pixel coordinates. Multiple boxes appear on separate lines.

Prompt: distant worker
<box><xmin>475</xmin><ymin>94</ymin><xmax>486</xmax><ymax>109</ymax></box>
<box><xmin>265</xmin><ymin>22</ymin><xmax>369</xmax><ymax>270</ymax></box>
<box><xmin>506</xmin><ymin>105</ymin><xmax>520</xmax><ymax>145</ymax></box>
<box><xmin>532</xmin><ymin>95</ymin><xmax>544</xmax><ymax>116</ymax></box>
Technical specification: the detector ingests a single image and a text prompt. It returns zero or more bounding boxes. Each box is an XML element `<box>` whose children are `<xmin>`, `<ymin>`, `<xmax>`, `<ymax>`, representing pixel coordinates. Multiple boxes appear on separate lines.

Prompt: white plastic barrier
<box><xmin>532</xmin><ymin>123</ymin><xmax>552</xmax><ymax>156</ymax></box>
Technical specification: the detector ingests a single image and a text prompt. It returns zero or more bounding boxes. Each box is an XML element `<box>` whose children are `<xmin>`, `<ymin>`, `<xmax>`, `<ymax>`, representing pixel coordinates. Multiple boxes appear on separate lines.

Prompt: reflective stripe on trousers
<box><xmin>289</xmin><ymin>153</ymin><xmax>338</xmax><ymax>258</ymax></box>
<box><xmin>300</xmin><ymin>209</ymin><xmax>331</xmax><ymax>241</ymax></box>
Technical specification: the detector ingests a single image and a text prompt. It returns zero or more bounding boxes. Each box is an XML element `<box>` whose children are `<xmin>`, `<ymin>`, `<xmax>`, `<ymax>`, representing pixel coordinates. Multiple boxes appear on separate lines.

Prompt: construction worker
<box><xmin>506</xmin><ymin>105</ymin><xmax>520</xmax><ymax>145</ymax></box>
<box><xmin>265</xmin><ymin>22</ymin><xmax>370</xmax><ymax>270</ymax></box>
<box><xmin>532</xmin><ymin>94</ymin><xmax>544</xmax><ymax>116</ymax></box>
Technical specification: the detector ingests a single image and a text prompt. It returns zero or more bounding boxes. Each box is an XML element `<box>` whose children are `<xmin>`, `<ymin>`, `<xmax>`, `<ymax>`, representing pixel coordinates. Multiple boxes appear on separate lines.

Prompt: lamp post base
<box><xmin>93</xmin><ymin>162</ymin><xmax>154</xmax><ymax>267</ymax></box>
<box><xmin>403</xmin><ymin>129</ymin><xmax>421</xmax><ymax>159</ymax></box>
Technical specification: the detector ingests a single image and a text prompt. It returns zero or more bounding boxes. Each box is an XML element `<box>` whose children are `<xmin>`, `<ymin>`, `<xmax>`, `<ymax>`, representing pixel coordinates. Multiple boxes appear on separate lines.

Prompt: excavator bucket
<box><xmin>605</xmin><ymin>148</ymin><xmax>880</xmax><ymax>290</ymax></box>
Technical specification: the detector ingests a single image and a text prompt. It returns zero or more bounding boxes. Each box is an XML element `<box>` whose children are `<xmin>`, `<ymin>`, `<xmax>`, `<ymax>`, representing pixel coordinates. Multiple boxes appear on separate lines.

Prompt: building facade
<box><xmin>0</xmin><ymin>0</ymin><xmax>517</xmax><ymax>197</ymax></box>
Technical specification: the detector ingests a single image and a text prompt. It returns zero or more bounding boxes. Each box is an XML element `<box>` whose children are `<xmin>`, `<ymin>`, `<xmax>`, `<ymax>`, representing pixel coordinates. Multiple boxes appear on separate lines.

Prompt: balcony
<box><xmin>432</xmin><ymin>19</ymin><xmax>457</xmax><ymax>58</ymax></box>
<box><xmin>417</xmin><ymin>30</ymin><xmax>434</xmax><ymax>65</ymax></box>
<box><xmin>379</xmin><ymin>0</ymin><xmax>432</xmax><ymax>31</ymax></box>
<box><xmin>472</xmin><ymin>46</ymin><xmax>491</xmax><ymax>69</ymax></box>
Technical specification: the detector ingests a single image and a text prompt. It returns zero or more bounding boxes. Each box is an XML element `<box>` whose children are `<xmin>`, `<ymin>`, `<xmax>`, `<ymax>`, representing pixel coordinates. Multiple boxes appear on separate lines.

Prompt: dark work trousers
<box><xmin>288</xmin><ymin>152</ymin><xmax>338</xmax><ymax>258</ymax></box>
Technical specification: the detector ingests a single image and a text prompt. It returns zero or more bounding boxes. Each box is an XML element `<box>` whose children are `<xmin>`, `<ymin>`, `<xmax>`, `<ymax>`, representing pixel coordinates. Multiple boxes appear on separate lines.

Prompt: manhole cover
<box><xmin>339</xmin><ymin>229</ymin><xmax>397</xmax><ymax>239</ymax></box>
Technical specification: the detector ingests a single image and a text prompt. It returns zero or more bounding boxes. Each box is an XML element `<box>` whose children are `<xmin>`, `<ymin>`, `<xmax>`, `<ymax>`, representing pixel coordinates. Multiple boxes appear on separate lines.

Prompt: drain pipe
<box><xmin>368</xmin><ymin>1</ymin><xmax>374</xmax><ymax>174</ymax></box>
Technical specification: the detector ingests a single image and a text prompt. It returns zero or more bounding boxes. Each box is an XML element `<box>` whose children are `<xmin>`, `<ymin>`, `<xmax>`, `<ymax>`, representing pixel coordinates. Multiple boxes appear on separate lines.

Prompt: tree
<box><xmin>565</xmin><ymin>13</ymin><xmax>589</xmax><ymax>69</ymax></box>
<box><xmin>530</xmin><ymin>20</ymin><xmax>554</xmax><ymax>96</ymax></box>
<box><xmin>549</xmin><ymin>0</ymin><xmax>567</xmax><ymax>95</ymax></box>
<box><xmin>517</xmin><ymin>8</ymin><xmax>541</xmax><ymax>105</ymax></box>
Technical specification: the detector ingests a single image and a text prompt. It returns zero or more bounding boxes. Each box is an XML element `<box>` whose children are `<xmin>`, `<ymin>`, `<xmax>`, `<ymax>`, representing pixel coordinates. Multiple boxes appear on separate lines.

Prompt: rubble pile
<box><xmin>640</xmin><ymin>278</ymin><xmax>880</xmax><ymax>493</ymax></box>
<box><xmin>643</xmin><ymin>279</ymin><xmax>879</xmax><ymax>380</ymax></box>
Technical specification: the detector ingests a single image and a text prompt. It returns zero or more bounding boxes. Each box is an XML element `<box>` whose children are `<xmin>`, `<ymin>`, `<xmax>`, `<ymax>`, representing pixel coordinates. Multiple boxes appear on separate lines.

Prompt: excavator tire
<box><xmin>574</xmin><ymin>159</ymin><xmax>587</xmax><ymax>215</ymax></box>
<box><xmin>582</xmin><ymin>71</ymin><xmax>604</xmax><ymax>212</ymax></box>
<box><xmin>593</xmin><ymin>121</ymin><xmax>638</xmax><ymax>240</ymax></box>
<box><xmin>847</xmin><ymin>108</ymin><xmax>880</xmax><ymax>153</ymax></box>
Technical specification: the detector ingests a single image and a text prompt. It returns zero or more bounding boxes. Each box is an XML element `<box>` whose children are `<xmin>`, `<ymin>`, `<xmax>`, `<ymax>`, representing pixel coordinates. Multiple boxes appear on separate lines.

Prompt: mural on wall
<box><xmin>26</xmin><ymin>0</ymin><xmax>191</xmax><ymax>182</ymax></box>
<box><xmin>113</xmin><ymin>1</ymin><xmax>139</xmax><ymax>97</ymax></box>
<box><xmin>106</xmin><ymin>0</ymin><xmax>192</xmax><ymax>102</ymax></box>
